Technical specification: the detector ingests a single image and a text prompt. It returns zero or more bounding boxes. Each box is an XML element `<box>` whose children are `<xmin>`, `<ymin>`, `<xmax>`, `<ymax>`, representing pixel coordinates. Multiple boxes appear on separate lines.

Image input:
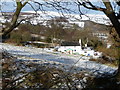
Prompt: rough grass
<box><xmin>89</xmin><ymin>57</ymin><xmax>118</xmax><ymax>68</ymax></box>
<box><xmin>1</xmin><ymin>50</ymin><xmax>91</xmax><ymax>89</ymax></box>
<box><xmin>1</xmin><ymin>50</ymin><xmax>120</xmax><ymax>89</ymax></box>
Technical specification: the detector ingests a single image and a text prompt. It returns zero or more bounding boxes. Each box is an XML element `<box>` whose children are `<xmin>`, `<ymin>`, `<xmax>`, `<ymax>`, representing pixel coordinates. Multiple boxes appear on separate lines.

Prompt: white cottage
<box><xmin>58</xmin><ymin>39</ymin><xmax>82</xmax><ymax>54</ymax></box>
<box><xmin>58</xmin><ymin>39</ymin><xmax>102</xmax><ymax>58</ymax></box>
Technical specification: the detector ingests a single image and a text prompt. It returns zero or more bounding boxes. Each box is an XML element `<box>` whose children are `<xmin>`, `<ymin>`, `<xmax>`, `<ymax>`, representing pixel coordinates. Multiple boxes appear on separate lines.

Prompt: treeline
<box><xmin>4</xmin><ymin>18</ymin><xmax>84</xmax><ymax>44</ymax></box>
<box><xmin>5</xmin><ymin>17</ymin><xmax>103</xmax><ymax>48</ymax></box>
<box><xmin>5</xmin><ymin>17</ymin><xmax>120</xmax><ymax>61</ymax></box>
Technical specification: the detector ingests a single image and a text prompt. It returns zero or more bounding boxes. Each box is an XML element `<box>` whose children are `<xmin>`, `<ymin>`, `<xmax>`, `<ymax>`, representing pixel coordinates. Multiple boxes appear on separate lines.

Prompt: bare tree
<box><xmin>1</xmin><ymin>0</ymin><xmax>120</xmax><ymax>77</ymax></box>
<box><xmin>74</xmin><ymin>0</ymin><xmax>120</xmax><ymax>78</ymax></box>
<box><xmin>0</xmin><ymin>0</ymin><xmax>73</xmax><ymax>39</ymax></box>
<box><xmin>0</xmin><ymin>0</ymin><xmax>30</xmax><ymax>38</ymax></box>
<box><xmin>77</xmin><ymin>0</ymin><xmax>120</xmax><ymax>36</ymax></box>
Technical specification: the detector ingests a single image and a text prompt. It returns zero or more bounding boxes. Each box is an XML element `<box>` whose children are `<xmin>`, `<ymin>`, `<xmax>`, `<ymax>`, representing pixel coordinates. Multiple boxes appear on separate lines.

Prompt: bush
<box><xmin>21</xmin><ymin>31</ymin><xmax>31</xmax><ymax>42</ymax></box>
<box><xmin>10</xmin><ymin>31</ymin><xmax>31</xmax><ymax>45</ymax></box>
<box><xmin>1</xmin><ymin>50</ymin><xmax>17</xmax><ymax>89</ymax></box>
<box><xmin>96</xmin><ymin>46</ymin><xmax>119</xmax><ymax>60</ymax></box>
<box><xmin>1</xmin><ymin>50</ymin><xmax>93</xmax><ymax>89</ymax></box>
<box><xmin>10</xmin><ymin>31</ymin><xmax>22</xmax><ymax>44</ymax></box>
<box><xmin>45</xmin><ymin>37</ymin><xmax>52</xmax><ymax>43</ymax></box>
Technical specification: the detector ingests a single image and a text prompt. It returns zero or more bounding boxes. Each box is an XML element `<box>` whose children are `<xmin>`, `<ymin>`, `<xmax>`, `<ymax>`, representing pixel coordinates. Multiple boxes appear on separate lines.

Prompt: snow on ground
<box><xmin>23</xmin><ymin>11</ymin><xmax>111</xmax><ymax>26</ymax></box>
<box><xmin>0</xmin><ymin>43</ymin><xmax>117</xmax><ymax>75</ymax></box>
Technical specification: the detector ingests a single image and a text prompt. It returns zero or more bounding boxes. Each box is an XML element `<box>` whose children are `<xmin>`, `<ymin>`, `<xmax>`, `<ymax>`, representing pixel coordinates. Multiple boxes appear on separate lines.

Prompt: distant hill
<box><xmin>84</xmin><ymin>20</ymin><xmax>112</xmax><ymax>32</ymax></box>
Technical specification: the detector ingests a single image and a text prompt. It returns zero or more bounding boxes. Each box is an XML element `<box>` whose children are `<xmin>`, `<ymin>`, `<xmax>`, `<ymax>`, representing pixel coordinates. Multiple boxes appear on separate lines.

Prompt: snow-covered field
<box><xmin>0</xmin><ymin>43</ymin><xmax>117</xmax><ymax>75</ymax></box>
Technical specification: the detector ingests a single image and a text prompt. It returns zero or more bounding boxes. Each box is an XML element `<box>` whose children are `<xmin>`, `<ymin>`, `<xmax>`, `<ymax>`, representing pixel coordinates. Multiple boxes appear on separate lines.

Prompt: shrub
<box><xmin>1</xmin><ymin>50</ymin><xmax>17</xmax><ymax>89</ymax></box>
<box><xmin>21</xmin><ymin>31</ymin><xmax>31</xmax><ymax>42</ymax></box>
<box><xmin>10</xmin><ymin>31</ymin><xmax>22</xmax><ymax>44</ymax></box>
<box><xmin>45</xmin><ymin>37</ymin><xmax>52</xmax><ymax>43</ymax></box>
<box><xmin>10</xmin><ymin>31</ymin><xmax>31</xmax><ymax>45</ymax></box>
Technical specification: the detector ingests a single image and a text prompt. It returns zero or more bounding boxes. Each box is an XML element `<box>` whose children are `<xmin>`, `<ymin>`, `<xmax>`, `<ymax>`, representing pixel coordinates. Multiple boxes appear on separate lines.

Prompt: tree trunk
<box><xmin>102</xmin><ymin>0</ymin><xmax>120</xmax><ymax>77</ymax></box>
<box><xmin>104</xmin><ymin>11</ymin><xmax>120</xmax><ymax>77</ymax></box>
<box><xmin>105</xmin><ymin>13</ymin><xmax>120</xmax><ymax>37</ymax></box>
<box><xmin>2</xmin><ymin>6</ymin><xmax>22</xmax><ymax>38</ymax></box>
<box><xmin>1</xmin><ymin>1</ymin><xmax>28</xmax><ymax>40</ymax></box>
<box><xmin>117</xmin><ymin>59</ymin><xmax>120</xmax><ymax>79</ymax></box>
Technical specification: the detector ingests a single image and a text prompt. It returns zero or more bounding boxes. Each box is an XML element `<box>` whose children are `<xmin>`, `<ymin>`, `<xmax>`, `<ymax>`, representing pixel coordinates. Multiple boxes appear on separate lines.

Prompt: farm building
<box><xmin>58</xmin><ymin>39</ymin><xmax>102</xmax><ymax>59</ymax></box>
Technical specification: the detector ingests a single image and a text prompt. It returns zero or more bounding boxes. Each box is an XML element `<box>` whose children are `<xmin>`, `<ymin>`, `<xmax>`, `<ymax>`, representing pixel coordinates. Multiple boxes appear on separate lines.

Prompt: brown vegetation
<box><xmin>1</xmin><ymin>50</ymin><xmax>120</xmax><ymax>89</ymax></box>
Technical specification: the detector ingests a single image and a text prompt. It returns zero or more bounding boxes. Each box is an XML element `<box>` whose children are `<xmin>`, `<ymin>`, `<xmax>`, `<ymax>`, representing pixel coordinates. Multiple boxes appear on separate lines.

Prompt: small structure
<box><xmin>58</xmin><ymin>39</ymin><xmax>82</xmax><ymax>54</ymax></box>
<box><xmin>58</xmin><ymin>46</ymin><xmax>82</xmax><ymax>54</ymax></box>
<box><xmin>25</xmin><ymin>41</ymin><xmax>54</xmax><ymax>48</ymax></box>
<box><xmin>58</xmin><ymin>39</ymin><xmax>102</xmax><ymax>59</ymax></box>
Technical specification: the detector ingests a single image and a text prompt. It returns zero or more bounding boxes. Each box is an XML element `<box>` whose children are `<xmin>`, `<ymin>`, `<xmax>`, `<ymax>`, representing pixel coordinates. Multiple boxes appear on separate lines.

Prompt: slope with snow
<box><xmin>23</xmin><ymin>11</ymin><xmax>111</xmax><ymax>26</ymax></box>
<box><xmin>0</xmin><ymin>11</ymin><xmax>111</xmax><ymax>28</ymax></box>
<box><xmin>0</xmin><ymin>43</ymin><xmax>117</xmax><ymax>75</ymax></box>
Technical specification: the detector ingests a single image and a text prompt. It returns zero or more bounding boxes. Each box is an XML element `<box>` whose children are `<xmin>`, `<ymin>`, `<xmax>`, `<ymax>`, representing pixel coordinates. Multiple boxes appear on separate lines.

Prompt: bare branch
<box><xmin>22</xmin><ymin>0</ymin><xmax>30</xmax><ymax>7</ymax></box>
<box><xmin>77</xmin><ymin>0</ymin><xmax>106</xmax><ymax>11</ymax></box>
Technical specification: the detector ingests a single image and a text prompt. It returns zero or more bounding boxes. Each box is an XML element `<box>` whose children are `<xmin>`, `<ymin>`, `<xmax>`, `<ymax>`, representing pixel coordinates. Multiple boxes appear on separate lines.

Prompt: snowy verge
<box><xmin>0</xmin><ymin>43</ymin><xmax>117</xmax><ymax>76</ymax></box>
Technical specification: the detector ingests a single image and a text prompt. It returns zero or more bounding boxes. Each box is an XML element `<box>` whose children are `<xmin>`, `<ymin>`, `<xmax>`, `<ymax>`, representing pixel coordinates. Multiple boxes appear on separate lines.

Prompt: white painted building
<box><xmin>58</xmin><ymin>39</ymin><xmax>102</xmax><ymax>59</ymax></box>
